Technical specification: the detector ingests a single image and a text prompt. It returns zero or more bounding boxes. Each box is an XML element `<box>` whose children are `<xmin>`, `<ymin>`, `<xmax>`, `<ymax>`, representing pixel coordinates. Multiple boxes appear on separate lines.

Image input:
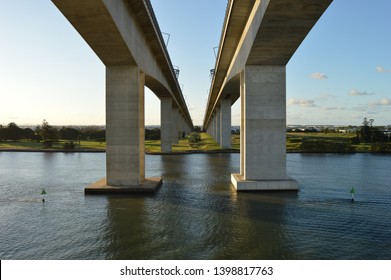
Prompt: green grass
<box><xmin>197</xmin><ymin>133</ymin><xmax>222</xmax><ymax>151</ymax></box>
<box><xmin>145</xmin><ymin>140</ymin><xmax>162</xmax><ymax>153</ymax></box>
<box><xmin>77</xmin><ymin>141</ymin><xmax>106</xmax><ymax>150</ymax></box>
<box><xmin>231</xmin><ymin>134</ymin><xmax>240</xmax><ymax>150</ymax></box>
<box><xmin>287</xmin><ymin>132</ymin><xmax>356</xmax><ymax>141</ymax></box>
<box><xmin>286</xmin><ymin>132</ymin><xmax>375</xmax><ymax>152</ymax></box>
<box><xmin>0</xmin><ymin>141</ymin><xmax>43</xmax><ymax>149</ymax></box>
<box><xmin>0</xmin><ymin>140</ymin><xmax>105</xmax><ymax>151</ymax></box>
<box><xmin>0</xmin><ymin>132</ymin><xmax>383</xmax><ymax>153</ymax></box>
<box><xmin>353</xmin><ymin>143</ymin><xmax>372</xmax><ymax>152</ymax></box>
<box><xmin>145</xmin><ymin>133</ymin><xmax>225</xmax><ymax>153</ymax></box>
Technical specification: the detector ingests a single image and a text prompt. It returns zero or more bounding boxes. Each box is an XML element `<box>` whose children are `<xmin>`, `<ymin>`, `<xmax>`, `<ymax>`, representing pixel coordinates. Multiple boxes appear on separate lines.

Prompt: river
<box><xmin>0</xmin><ymin>152</ymin><xmax>390</xmax><ymax>259</ymax></box>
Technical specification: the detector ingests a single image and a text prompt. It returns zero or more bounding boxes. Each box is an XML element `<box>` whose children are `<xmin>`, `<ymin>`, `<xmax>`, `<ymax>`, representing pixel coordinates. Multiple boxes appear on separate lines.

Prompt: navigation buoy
<box><xmin>350</xmin><ymin>187</ymin><xmax>356</xmax><ymax>202</ymax></box>
<box><xmin>41</xmin><ymin>189</ymin><xmax>47</xmax><ymax>203</ymax></box>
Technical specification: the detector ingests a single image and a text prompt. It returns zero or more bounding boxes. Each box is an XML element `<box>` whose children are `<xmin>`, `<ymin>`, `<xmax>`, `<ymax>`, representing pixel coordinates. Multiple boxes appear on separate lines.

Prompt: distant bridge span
<box><xmin>203</xmin><ymin>0</ymin><xmax>333</xmax><ymax>190</ymax></box>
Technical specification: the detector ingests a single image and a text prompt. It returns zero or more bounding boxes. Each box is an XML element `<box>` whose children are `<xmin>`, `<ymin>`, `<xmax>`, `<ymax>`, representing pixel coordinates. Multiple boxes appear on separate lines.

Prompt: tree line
<box><xmin>0</xmin><ymin>120</ymin><xmax>164</xmax><ymax>143</ymax></box>
<box><xmin>0</xmin><ymin>120</ymin><xmax>105</xmax><ymax>142</ymax></box>
<box><xmin>356</xmin><ymin>118</ymin><xmax>389</xmax><ymax>143</ymax></box>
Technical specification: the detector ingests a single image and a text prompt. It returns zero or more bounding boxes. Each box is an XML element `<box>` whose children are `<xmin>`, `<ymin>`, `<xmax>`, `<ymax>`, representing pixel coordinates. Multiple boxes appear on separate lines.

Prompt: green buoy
<box><xmin>350</xmin><ymin>187</ymin><xmax>356</xmax><ymax>202</ymax></box>
<box><xmin>41</xmin><ymin>189</ymin><xmax>47</xmax><ymax>202</ymax></box>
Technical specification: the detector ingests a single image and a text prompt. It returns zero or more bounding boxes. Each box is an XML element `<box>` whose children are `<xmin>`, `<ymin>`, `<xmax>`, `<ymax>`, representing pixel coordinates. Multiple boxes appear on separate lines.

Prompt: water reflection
<box><xmin>1</xmin><ymin>152</ymin><xmax>391</xmax><ymax>259</ymax></box>
<box><xmin>102</xmin><ymin>154</ymin><xmax>299</xmax><ymax>259</ymax></box>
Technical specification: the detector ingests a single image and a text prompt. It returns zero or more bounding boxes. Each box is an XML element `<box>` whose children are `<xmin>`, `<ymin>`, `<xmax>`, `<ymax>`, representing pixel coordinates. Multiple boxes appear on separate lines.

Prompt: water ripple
<box><xmin>0</xmin><ymin>152</ymin><xmax>390</xmax><ymax>259</ymax></box>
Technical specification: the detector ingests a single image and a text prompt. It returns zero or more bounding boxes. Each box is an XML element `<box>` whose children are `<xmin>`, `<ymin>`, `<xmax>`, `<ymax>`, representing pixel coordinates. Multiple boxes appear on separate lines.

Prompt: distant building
<box><xmin>338</xmin><ymin>128</ymin><xmax>357</xmax><ymax>133</ymax></box>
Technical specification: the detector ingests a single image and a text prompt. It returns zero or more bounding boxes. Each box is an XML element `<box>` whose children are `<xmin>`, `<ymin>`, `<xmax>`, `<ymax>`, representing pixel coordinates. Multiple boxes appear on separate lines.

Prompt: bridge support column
<box><xmin>86</xmin><ymin>66</ymin><xmax>162</xmax><ymax>193</ymax></box>
<box><xmin>220</xmin><ymin>99</ymin><xmax>231</xmax><ymax>149</ymax></box>
<box><xmin>179</xmin><ymin>115</ymin><xmax>185</xmax><ymax>138</ymax></box>
<box><xmin>171</xmin><ymin>106</ymin><xmax>179</xmax><ymax>144</ymax></box>
<box><xmin>214</xmin><ymin>114</ymin><xmax>217</xmax><ymax>140</ymax></box>
<box><xmin>208</xmin><ymin>115</ymin><xmax>214</xmax><ymax>138</ymax></box>
<box><xmin>160</xmin><ymin>97</ymin><xmax>172</xmax><ymax>152</ymax></box>
<box><xmin>211</xmin><ymin>114</ymin><xmax>215</xmax><ymax>138</ymax></box>
<box><xmin>186</xmin><ymin>122</ymin><xmax>191</xmax><ymax>135</ymax></box>
<box><xmin>231</xmin><ymin>65</ymin><xmax>298</xmax><ymax>191</ymax></box>
<box><xmin>215</xmin><ymin>107</ymin><xmax>221</xmax><ymax>144</ymax></box>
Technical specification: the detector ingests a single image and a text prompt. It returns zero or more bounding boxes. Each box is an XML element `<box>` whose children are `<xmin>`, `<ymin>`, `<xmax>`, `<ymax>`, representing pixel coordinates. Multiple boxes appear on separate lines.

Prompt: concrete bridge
<box><xmin>53</xmin><ymin>0</ymin><xmax>333</xmax><ymax>193</ymax></box>
<box><xmin>203</xmin><ymin>0</ymin><xmax>333</xmax><ymax>191</ymax></box>
<box><xmin>52</xmin><ymin>0</ymin><xmax>193</xmax><ymax>192</ymax></box>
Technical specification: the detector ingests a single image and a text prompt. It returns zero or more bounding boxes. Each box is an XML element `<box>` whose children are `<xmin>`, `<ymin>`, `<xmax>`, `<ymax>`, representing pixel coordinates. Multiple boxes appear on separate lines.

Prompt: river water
<box><xmin>0</xmin><ymin>152</ymin><xmax>390</xmax><ymax>259</ymax></box>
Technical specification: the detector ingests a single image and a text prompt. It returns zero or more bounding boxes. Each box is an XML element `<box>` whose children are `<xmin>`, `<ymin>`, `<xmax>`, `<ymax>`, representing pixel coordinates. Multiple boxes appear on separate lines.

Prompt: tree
<box><xmin>358</xmin><ymin>118</ymin><xmax>388</xmax><ymax>143</ymax></box>
<box><xmin>78</xmin><ymin>127</ymin><xmax>105</xmax><ymax>141</ymax></box>
<box><xmin>40</xmin><ymin>119</ymin><xmax>58</xmax><ymax>142</ymax></box>
<box><xmin>59</xmin><ymin>127</ymin><xmax>80</xmax><ymax>140</ymax></box>
<box><xmin>0</xmin><ymin>125</ymin><xmax>5</xmax><ymax>141</ymax></box>
<box><xmin>5</xmin><ymin>122</ymin><xmax>23</xmax><ymax>141</ymax></box>
<box><xmin>359</xmin><ymin>117</ymin><xmax>372</xmax><ymax>143</ymax></box>
<box><xmin>22</xmin><ymin>128</ymin><xmax>35</xmax><ymax>140</ymax></box>
<box><xmin>145</xmin><ymin>128</ymin><xmax>160</xmax><ymax>140</ymax></box>
<box><xmin>188</xmin><ymin>132</ymin><xmax>201</xmax><ymax>147</ymax></box>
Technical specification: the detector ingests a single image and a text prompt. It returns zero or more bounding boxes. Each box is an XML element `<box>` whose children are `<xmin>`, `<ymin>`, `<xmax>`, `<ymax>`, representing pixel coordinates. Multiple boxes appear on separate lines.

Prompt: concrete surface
<box><xmin>85</xmin><ymin>177</ymin><xmax>163</xmax><ymax>194</ymax></box>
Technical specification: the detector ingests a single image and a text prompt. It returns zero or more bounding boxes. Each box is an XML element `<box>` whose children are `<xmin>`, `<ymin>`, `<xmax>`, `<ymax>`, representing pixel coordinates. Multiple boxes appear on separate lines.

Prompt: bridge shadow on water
<box><xmin>101</xmin><ymin>153</ymin><xmax>300</xmax><ymax>260</ymax></box>
<box><xmin>98</xmin><ymin>153</ymin><xmax>391</xmax><ymax>260</ymax></box>
<box><xmin>1</xmin><ymin>152</ymin><xmax>390</xmax><ymax>259</ymax></box>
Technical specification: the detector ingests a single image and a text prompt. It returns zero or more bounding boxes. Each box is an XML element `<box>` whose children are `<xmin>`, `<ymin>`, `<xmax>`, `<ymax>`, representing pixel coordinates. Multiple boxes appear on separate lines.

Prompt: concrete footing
<box><xmin>85</xmin><ymin>177</ymin><xmax>162</xmax><ymax>194</ymax></box>
<box><xmin>231</xmin><ymin>173</ymin><xmax>298</xmax><ymax>191</ymax></box>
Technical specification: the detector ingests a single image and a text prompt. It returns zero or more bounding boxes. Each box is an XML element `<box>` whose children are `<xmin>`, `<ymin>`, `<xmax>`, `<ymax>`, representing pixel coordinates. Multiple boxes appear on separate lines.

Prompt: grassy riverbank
<box><xmin>1</xmin><ymin>132</ymin><xmax>390</xmax><ymax>153</ymax></box>
<box><xmin>0</xmin><ymin>140</ymin><xmax>105</xmax><ymax>152</ymax></box>
<box><xmin>0</xmin><ymin>133</ymin><xmax>224</xmax><ymax>153</ymax></box>
<box><xmin>145</xmin><ymin>133</ymin><xmax>230</xmax><ymax>153</ymax></box>
<box><xmin>286</xmin><ymin>132</ymin><xmax>377</xmax><ymax>152</ymax></box>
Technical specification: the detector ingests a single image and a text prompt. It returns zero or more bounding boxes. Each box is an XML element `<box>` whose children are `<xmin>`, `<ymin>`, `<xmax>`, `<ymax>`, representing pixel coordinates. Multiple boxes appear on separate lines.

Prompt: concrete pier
<box><xmin>160</xmin><ymin>97</ymin><xmax>172</xmax><ymax>152</ymax></box>
<box><xmin>53</xmin><ymin>0</ymin><xmax>194</xmax><ymax>194</ymax></box>
<box><xmin>231</xmin><ymin>65</ymin><xmax>298</xmax><ymax>191</ymax></box>
<box><xmin>220</xmin><ymin>99</ymin><xmax>231</xmax><ymax>149</ymax></box>
<box><xmin>171</xmin><ymin>106</ymin><xmax>179</xmax><ymax>144</ymax></box>
<box><xmin>86</xmin><ymin>66</ymin><xmax>162</xmax><ymax>194</ymax></box>
<box><xmin>203</xmin><ymin>0</ymin><xmax>332</xmax><ymax>191</ymax></box>
<box><xmin>215</xmin><ymin>107</ymin><xmax>221</xmax><ymax>144</ymax></box>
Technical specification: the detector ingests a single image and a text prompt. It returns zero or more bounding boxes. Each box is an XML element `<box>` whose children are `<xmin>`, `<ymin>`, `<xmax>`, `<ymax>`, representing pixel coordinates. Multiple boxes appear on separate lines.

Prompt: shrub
<box><xmin>287</xmin><ymin>137</ymin><xmax>302</xmax><ymax>143</ymax></box>
<box><xmin>300</xmin><ymin>140</ymin><xmax>355</xmax><ymax>153</ymax></box>
<box><xmin>188</xmin><ymin>132</ymin><xmax>201</xmax><ymax>147</ymax></box>
<box><xmin>63</xmin><ymin>142</ymin><xmax>76</xmax><ymax>150</ymax></box>
<box><xmin>145</xmin><ymin>128</ymin><xmax>160</xmax><ymax>140</ymax></box>
<box><xmin>350</xmin><ymin>137</ymin><xmax>360</xmax><ymax>145</ymax></box>
<box><xmin>370</xmin><ymin>143</ymin><xmax>391</xmax><ymax>153</ymax></box>
<box><xmin>43</xmin><ymin>141</ymin><xmax>54</xmax><ymax>148</ymax></box>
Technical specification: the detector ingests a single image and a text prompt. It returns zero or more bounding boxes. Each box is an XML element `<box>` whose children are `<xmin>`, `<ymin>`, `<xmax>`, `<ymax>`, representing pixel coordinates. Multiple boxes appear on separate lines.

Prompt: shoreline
<box><xmin>0</xmin><ymin>148</ymin><xmax>389</xmax><ymax>154</ymax></box>
<box><xmin>0</xmin><ymin>148</ymin><xmax>105</xmax><ymax>153</ymax></box>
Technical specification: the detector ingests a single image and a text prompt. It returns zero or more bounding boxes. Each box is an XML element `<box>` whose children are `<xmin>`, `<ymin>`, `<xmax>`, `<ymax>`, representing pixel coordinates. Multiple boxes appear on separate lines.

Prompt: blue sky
<box><xmin>0</xmin><ymin>0</ymin><xmax>390</xmax><ymax>127</ymax></box>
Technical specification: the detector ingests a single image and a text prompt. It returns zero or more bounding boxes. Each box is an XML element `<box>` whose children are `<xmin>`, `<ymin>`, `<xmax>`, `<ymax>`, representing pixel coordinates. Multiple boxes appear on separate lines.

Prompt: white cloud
<box><xmin>321</xmin><ymin>106</ymin><xmax>346</xmax><ymax>111</ymax></box>
<box><xmin>310</xmin><ymin>72</ymin><xmax>328</xmax><ymax>80</ymax></box>
<box><xmin>317</xmin><ymin>93</ymin><xmax>335</xmax><ymax>100</ymax></box>
<box><xmin>349</xmin><ymin>89</ymin><xmax>373</xmax><ymax>96</ymax></box>
<box><xmin>368</xmin><ymin>98</ymin><xmax>391</xmax><ymax>108</ymax></box>
<box><xmin>369</xmin><ymin>98</ymin><xmax>391</xmax><ymax>107</ymax></box>
<box><xmin>380</xmin><ymin>98</ymin><xmax>391</xmax><ymax>105</ymax></box>
<box><xmin>376</xmin><ymin>66</ymin><xmax>391</xmax><ymax>73</ymax></box>
<box><xmin>352</xmin><ymin>105</ymin><xmax>367</xmax><ymax>111</ymax></box>
<box><xmin>288</xmin><ymin>98</ymin><xmax>316</xmax><ymax>107</ymax></box>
